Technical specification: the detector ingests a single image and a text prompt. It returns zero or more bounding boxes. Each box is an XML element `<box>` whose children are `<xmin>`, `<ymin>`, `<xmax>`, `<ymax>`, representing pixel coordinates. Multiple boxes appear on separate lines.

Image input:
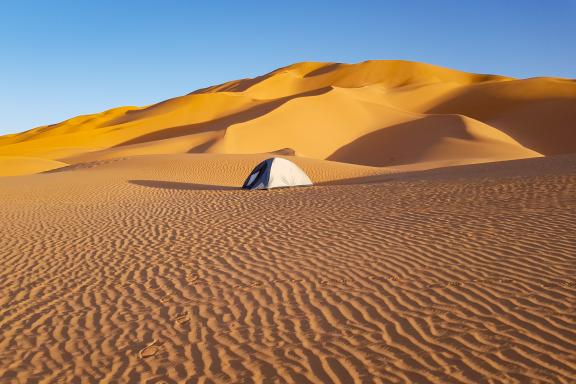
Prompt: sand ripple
<box><xmin>1</xmin><ymin>154</ymin><xmax>575</xmax><ymax>383</ymax></box>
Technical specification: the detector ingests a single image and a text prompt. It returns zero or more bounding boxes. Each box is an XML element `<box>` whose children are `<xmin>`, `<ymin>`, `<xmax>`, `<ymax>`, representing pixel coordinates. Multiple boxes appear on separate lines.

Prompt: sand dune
<box><xmin>1</xmin><ymin>60</ymin><xmax>575</xmax><ymax>176</ymax></box>
<box><xmin>1</xmin><ymin>153</ymin><xmax>575</xmax><ymax>383</ymax></box>
<box><xmin>1</xmin><ymin>60</ymin><xmax>575</xmax><ymax>383</ymax></box>
<box><xmin>0</xmin><ymin>156</ymin><xmax>66</xmax><ymax>176</ymax></box>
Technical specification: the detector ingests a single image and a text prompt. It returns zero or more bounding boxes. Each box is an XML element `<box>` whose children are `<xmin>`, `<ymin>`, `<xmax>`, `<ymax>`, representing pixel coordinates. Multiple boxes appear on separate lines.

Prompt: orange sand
<box><xmin>0</xmin><ymin>153</ymin><xmax>575</xmax><ymax>383</ymax></box>
<box><xmin>1</xmin><ymin>61</ymin><xmax>575</xmax><ymax>383</ymax></box>
<box><xmin>1</xmin><ymin>60</ymin><xmax>575</xmax><ymax>177</ymax></box>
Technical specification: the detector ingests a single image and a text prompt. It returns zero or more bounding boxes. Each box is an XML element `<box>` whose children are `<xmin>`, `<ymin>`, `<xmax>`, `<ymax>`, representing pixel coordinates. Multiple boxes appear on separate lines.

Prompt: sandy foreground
<box><xmin>0</xmin><ymin>153</ymin><xmax>575</xmax><ymax>383</ymax></box>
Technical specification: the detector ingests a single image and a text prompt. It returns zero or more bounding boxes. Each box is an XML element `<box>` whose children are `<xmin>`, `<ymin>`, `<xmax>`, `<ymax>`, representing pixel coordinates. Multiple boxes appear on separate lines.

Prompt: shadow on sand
<box><xmin>112</xmin><ymin>88</ymin><xmax>331</xmax><ymax>148</ymax></box>
<box><xmin>129</xmin><ymin>180</ymin><xmax>238</xmax><ymax>191</ymax></box>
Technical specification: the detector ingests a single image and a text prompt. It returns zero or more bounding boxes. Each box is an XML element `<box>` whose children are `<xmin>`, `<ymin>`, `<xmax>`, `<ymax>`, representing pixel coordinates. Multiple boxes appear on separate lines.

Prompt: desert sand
<box><xmin>1</xmin><ymin>61</ymin><xmax>575</xmax><ymax>383</ymax></box>
<box><xmin>2</xmin><ymin>60</ymin><xmax>576</xmax><ymax>176</ymax></box>
<box><xmin>0</xmin><ymin>153</ymin><xmax>575</xmax><ymax>383</ymax></box>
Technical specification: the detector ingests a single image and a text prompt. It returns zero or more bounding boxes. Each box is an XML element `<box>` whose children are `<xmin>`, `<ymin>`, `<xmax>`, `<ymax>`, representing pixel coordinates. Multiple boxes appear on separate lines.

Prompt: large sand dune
<box><xmin>1</xmin><ymin>153</ymin><xmax>575</xmax><ymax>383</ymax></box>
<box><xmin>1</xmin><ymin>61</ymin><xmax>575</xmax><ymax>383</ymax></box>
<box><xmin>1</xmin><ymin>60</ymin><xmax>575</xmax><ymax>176</ymax></box>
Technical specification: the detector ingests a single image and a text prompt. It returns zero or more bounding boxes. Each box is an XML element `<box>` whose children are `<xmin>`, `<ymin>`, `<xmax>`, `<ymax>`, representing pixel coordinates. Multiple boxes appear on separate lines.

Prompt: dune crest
<box><xmin>1</xmin><ymin>60</ymin><xmax>574</xmax><ymax>176</ymax></box>
<box><xmin>1</xmin><ymin>61</ymin><xmax>575</xmax><ymax>383</ymax></box>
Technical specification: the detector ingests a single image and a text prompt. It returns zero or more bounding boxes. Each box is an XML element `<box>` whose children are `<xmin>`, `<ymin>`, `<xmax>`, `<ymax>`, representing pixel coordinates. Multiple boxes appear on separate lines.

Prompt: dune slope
<box><xmin>1</xmin><ymin>60</ymin><xmax>575</xmax><ymax>176</ymax></box>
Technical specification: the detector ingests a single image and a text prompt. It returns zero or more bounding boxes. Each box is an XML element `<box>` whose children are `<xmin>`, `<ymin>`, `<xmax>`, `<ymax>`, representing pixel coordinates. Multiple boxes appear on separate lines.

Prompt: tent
<box><xmin>242</xmin><ymin>157</ymin><xmax>313</xmax><ymax>190</ymax></box>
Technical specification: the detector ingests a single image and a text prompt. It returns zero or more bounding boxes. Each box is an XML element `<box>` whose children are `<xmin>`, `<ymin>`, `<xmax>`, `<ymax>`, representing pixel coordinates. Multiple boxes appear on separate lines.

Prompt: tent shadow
<box><xmin>129</xmin><ymin>179</ymin><xmax>238</xmax><ymax>191</ymax></box>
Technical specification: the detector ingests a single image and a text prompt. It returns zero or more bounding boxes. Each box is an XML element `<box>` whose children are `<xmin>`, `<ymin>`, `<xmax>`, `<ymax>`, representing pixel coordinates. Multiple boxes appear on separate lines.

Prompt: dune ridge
<box><xmin>1</xmin><ymin>60</ymin><xmax>575</xmax><ymax>383</ymax></box>
<box><xmin>1</xmin><ymin>60</ymin><xmax>575</xmax><ymax>176</ymax></box>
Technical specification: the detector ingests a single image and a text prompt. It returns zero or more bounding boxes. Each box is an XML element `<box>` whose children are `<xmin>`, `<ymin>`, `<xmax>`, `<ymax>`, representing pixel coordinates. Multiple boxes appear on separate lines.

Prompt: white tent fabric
<box><xmin>242</xmin><ymin>157</ymin><xmax>313</xmax><ymax>190</ymax></box>
<box><xmin>268</xmin><ymin>158</ymin><xmax>312</xmax><ymax>188</ymax></box>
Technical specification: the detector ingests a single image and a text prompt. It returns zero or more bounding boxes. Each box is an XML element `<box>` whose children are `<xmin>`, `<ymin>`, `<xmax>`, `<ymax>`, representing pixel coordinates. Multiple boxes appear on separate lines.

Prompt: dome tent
<box><xmin>242</xmin><ymin>158</ymin><xmax>313</xmax><ymax>190</ymax></box>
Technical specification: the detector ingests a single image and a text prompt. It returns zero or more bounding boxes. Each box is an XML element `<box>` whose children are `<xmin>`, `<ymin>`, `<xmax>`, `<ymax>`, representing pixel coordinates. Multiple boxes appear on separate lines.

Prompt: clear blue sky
<box><xmin>1</xmin><ymin>0</ymin><xmax>574</xmax><ymax>135</ymax></box>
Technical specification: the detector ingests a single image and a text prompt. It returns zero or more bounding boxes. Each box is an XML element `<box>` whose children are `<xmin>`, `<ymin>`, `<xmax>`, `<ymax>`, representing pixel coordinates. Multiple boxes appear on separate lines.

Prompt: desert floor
<box><xmin>1</xmin><ymin>153</ymin><xmax>575</xmax><ymax>383</ymax></box>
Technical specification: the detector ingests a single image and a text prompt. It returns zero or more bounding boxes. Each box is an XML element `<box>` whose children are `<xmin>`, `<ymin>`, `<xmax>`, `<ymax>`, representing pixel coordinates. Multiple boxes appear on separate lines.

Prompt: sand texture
<box><xmin>1</xmin><ymin>60</ymin><xmax>576</xmax><ymax>177</ymax></box>
<box><xmin>1</xmin><ymin>153</ymin><xmax>575</xmax><ymax>383</ymax></box>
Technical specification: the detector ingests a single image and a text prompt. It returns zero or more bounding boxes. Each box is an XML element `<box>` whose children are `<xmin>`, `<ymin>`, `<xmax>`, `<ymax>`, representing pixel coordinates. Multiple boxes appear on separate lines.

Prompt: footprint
<box><xmin>175</xmin><ymin>311</ymin><xmax>190</xmax><ymax>324</ymax></box>
<box><xmin>187</xmin><ymin>274</ymin><xmax>200</xmax><ymax>283</ymax></box>
<box><xmin>138</xmin><ymin>339</ymin><xmax>159</xmax><ymax>359</ymax></box>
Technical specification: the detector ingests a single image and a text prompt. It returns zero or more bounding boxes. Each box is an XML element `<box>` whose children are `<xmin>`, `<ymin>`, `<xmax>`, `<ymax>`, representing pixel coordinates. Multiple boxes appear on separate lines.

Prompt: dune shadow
<box><xmin>327</xmin><ymin>115</ymin><xmax>476</xmax><ymax>167</ymax></box>
<box><xmin>428</xmin><ymin>93</ymin><xmax>576</xmax><ymax>155</ymax></box>
<box><xmin>113</xmin><ymin>87</ymin><xmax>331</xmax><ymax>148</ymax></box>
<box><xmin>129</xmin><ymin>179</ymin><xmax>238</xmax><ymax>191</ymax></box>
<box><xmin>304</xmin><ymin>63</ymin><xmax>342</xmax><ymax>78</ymax></box>
<box><xmin>189</xmin><ymin>65</ymin><xmax>290</xmax><ymax>93</ymax></box>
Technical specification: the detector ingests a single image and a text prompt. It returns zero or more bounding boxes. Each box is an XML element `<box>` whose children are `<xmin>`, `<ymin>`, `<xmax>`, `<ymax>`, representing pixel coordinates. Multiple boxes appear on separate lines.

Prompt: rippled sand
<box><xmin>1</xmin><ymin>153</ymin><xmax>574</xmax><ymax>383</ymax></box>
